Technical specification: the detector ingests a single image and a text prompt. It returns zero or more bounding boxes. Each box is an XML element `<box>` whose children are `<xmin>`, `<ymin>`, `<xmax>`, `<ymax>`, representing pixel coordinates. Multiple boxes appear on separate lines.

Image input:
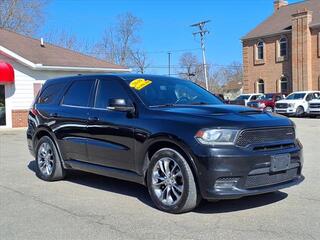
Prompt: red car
<box><xmin>247</xmin><ymin>93</ymin><xmax>285</xmax><ymax>113</ymax></box>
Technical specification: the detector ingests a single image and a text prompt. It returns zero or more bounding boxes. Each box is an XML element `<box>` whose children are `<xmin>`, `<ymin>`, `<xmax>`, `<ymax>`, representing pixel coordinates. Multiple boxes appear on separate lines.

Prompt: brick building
<box><xmin>242</xmin><ymin>0</ymin><xmax>320</xmax><ymax>94</ymax></box>
<box><xmin>0</xmin><ymin>29</ymin><xmax>130</xmax><ymax>128</ymax></box>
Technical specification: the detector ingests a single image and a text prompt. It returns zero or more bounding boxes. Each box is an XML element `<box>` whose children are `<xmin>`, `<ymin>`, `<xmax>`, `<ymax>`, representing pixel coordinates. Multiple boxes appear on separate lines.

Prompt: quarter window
<box><xmin>95</xmin><ymin>80</ymin><xmax>129</xmax><ymax>109</ymax></box>
<box><xmin>38</xmin><ymin>83</ymin><xmax>63</xmax><ymax>104</ymax></box>
<box><xmin>257</xmin><ymin>41</ymin><xmax>264</xmax><ymax>60</ymax></box>
<box><xmin>62</xmin><ymin>80</ymin><xmax>94</xmax><ymax>107</ymax></box>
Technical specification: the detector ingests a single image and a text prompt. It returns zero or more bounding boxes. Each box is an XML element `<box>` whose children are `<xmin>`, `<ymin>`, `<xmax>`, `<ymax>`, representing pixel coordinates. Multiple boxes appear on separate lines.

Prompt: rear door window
<box><xmin>62</xmin><ymin>80</ymin><xmax>95</xmax><ymax>107</ymax></box>
<box><xmin>94</xmin><ymin>79</ymin><xmax>129</xmax><ymax>109</ymax></box>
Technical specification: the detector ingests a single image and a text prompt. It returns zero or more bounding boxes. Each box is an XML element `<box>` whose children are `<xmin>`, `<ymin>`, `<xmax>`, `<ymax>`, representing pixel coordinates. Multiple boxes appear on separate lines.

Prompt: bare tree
<box><xmin>0</xmin><ymin>0</ymin><xmax>46</xmax><ymax>36</ymax></box>
<box><xmin>95</xmin><ymin>12</ymin><xmax>142</xmax><ymax>66</ymax></box>
<box><xmin>219</xmin><ymin>62</ymin><xmax>243</xmax><ymax>86</ymax></box>
<box><xmin>130</xmin><ymin>49</ymin><xmax>150</xmax><ymax>74</ymax></box>
<box><xmin>179</xmin><ymin>52</ymin><xmax>203</xmax><ymax>82</ymax></box>
<box><xmin>43</xmin><ymin>28</ymin><xmax>94</xmax><ymax>54</ymax></box>
<box><xmin>44</xmin><ymin>29</ymin><xmax>78</xmax><ymax>49</ymax></box>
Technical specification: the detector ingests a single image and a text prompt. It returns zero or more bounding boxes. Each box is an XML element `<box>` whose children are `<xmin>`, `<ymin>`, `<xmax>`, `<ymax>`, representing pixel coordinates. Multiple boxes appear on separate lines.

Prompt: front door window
<box><xmin>0</xmin><ymin>85</ymin><xmax>6</xmax><ymax>126</ymax></box>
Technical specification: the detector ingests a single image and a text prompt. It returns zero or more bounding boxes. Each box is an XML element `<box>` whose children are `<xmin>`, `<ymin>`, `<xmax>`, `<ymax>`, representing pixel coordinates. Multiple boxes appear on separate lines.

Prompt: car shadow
<box><xmin>28</xmin><ymin>160</ymin><xmax>288</xmax><ymax>213</ymax></box>
<box><xmin>195</xmin><ymin>191</ymin><xmax>287</xmax><ymax>214</ymax></box>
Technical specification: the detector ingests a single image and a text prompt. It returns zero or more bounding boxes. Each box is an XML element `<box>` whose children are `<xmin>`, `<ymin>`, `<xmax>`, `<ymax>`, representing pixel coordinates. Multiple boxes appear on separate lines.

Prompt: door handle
<box><xmin>88</xmin><ymin>116</ymin><xmax>99</xmax><ymax>122</ymax></box>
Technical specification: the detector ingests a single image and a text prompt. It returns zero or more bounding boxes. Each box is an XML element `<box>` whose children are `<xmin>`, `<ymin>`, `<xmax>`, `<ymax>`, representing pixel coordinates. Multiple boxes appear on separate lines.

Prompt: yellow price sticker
<box><xmin>129</xmin><ymin>78</ymin><xmax>152</xmax><ymax>90</ymax></box>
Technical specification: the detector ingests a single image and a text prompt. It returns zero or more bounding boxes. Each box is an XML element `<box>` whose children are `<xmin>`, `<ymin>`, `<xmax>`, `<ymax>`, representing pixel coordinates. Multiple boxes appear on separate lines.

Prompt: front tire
<box><xmin>264</xmin><ymin>106</ymin><xmax>273</xmax><ymax>113</ymax></box>
<box><xmin>147</xmin><ymin>148</ymin><xmax>199</xmax><ymax>213</ymax></box>
<box><xmin>35</xmin><ymin>136</ymin><xmax>66</xmax><ymax>181</ymax></box>
<box><xmin>295</xmin><ymin>106</ymin><xmax>305</xmax><ymax>117</ymax></box>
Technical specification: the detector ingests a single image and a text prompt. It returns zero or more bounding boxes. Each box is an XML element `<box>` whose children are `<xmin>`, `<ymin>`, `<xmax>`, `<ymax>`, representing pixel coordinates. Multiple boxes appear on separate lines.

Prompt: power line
<box><xmin>143</xmin><ymin>48</ymin><xmax>201</xmax><ymax>54</ymax></box>
<box><xmin>128</xmin><ymin>63</ymin><xmax>243</xmax><ymax>69</ymax></box>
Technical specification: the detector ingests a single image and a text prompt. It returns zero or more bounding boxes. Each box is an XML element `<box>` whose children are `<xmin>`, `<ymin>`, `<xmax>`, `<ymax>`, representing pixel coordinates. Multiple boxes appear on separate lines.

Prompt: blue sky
<box><xmin>41</xmin><ymin>0</ymin><xmax>301</xmax><ymax>74</ymax></box>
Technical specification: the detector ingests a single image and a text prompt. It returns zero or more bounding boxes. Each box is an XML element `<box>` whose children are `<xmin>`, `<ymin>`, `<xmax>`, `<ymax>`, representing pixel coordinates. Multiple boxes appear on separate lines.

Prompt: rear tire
<box><xmin>147</xmin><ymin>148</ymin><xmax>200</xmax><ymax>213</ymax></box>
<box><xmin>35</xmin><ymin>136</ymin><xmax>66</xmax><ymax>181</ymax></box>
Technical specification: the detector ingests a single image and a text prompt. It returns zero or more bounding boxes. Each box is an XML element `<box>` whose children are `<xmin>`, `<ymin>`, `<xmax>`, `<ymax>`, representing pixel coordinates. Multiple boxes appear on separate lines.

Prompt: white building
<box><xmin>0</xmin><ymin>29</ymin><xmax>130</xmax><ymax>128</ymax></box>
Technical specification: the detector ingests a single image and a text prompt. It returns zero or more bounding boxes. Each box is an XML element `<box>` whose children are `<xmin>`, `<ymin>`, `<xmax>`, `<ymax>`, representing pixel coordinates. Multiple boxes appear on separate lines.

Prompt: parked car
<box><xmin>27</xmin><ymin>74</ymin><xmax>304</xmax><ymax>213</ymax></box>
<box><xmin>229</xmin><ymin>93</ymin><xmax>263</xmax><ymax>106</ymax></box>
<box><xmin>307</xmin><ymin>97</ymin><xmax>320</xmax><ymax>117</ymax></box>
<box><xmin>247</xmin><ymin>93</ymin><xmax>285</xmax><ymax>113</ymax></box>
<box><xmin>275</xmin><ymin>91</ymin><xmax>320</xmax><ymax>117</ymax></box>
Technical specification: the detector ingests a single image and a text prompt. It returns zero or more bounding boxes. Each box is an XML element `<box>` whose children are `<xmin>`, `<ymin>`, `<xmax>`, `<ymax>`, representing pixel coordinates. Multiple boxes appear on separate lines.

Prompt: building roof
<box><xmin>242</xmin><ymin>0</ymin><xmax>320</xmax><ymax>40</ymax></box>
<box><xmin>0</xmin><ymin>28</ymin><xmax>129</xmax><ymax>71</ymax></box>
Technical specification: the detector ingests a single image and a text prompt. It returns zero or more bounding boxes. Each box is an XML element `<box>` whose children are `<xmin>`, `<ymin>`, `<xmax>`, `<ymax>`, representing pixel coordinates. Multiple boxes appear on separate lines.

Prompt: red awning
<box><xmin>0</xmin><ymin>62</ymin><xmax>14</xmax><ymax>84</ymax></box>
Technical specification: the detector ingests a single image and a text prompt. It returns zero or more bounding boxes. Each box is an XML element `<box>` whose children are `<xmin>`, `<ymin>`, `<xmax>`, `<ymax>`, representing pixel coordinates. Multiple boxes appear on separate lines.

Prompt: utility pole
<box><xmin>168</xmin><ymin>52</ymin><xmax>171</xmax><ymax>76</ymax></box>
<box><xmin>191</xmin><ymin>20</ymin><xmax>210</xmax><ymax>90</ymax></box>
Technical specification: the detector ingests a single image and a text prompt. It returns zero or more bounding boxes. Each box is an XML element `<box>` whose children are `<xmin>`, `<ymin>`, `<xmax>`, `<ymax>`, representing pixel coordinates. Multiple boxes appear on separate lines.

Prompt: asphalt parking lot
<box><xmin>0</xmin><ymin>118</ymin><xmax>319</xmax><ymax>240</ymax></box>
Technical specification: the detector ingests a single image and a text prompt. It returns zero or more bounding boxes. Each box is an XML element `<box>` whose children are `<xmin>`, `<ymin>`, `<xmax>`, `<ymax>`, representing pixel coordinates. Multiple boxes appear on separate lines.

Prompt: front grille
<box><xmin>253</xmin><ymin>143</ymin><xmax>295</xmax><ymax>151</ymax></box>
<box><xmin>310</xmin><ymin>103</ymin><xmax>320</xmax><ymax>108</ymax></box>
<box><xmin>245</xmin><ymin>168</ymin><xmax>298</xmax><ymax>189</ymax></box>
<box><xmin>275</xmin><ymin>103</ymin><xmax>288</xmax><ymax>109</ymax></box>
<box><xmin>235</xmin><ymin>127</ymin><xmax>295</xmax><ymax>147</ymax></box>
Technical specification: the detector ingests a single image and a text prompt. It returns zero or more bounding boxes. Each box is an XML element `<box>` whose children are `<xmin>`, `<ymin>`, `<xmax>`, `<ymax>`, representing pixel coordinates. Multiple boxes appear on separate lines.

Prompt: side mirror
<box><xmin>107</xmin><ymin>98</ymin><xmax>135</xmax><ymax>113</ymax></box>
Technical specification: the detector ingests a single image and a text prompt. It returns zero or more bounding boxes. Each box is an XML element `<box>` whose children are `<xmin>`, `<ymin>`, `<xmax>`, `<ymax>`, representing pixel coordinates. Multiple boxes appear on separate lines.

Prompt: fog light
<box><xmin>214</xmin><ymin>177</ymin><xmax>240</xmax><ymax>189</ymax></box>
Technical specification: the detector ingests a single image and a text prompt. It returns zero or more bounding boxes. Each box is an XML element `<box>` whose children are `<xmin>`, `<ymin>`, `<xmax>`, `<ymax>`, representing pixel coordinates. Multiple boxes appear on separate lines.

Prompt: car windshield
<box><xmin>258</xmin><ymin>94</ymin><xmax>274</xmax><ymax>100</ymax></box>
<box><xmin>124</xmin><ymin>76</ymin><xmax>223</xmax><ymax>107</ymax></box>
<box><xmin>286</xmin><ymin>93</ymin><xmax>306</xmax><ymax>100</ymax></box>
<box><xmin>236</xmin><ymin>95</ymin><xmax>250</xmax><ymax>100</ymax></box>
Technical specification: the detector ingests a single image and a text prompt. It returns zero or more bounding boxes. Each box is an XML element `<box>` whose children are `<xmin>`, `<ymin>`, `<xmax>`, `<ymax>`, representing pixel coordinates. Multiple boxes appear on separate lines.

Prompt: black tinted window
<box><xmin>38</xmin><ymin>83</ymin><xmax>63</xmax><ymax>104</ymax></box>
<box><xmin>62</xmin><ymin>80</ymin><xmax>94</xmax><ymax>107</ymax></box>
<box><xmin>95</xmin><ymin>79</ymin><xmax>129</xmax><ymax>108</ymax></box>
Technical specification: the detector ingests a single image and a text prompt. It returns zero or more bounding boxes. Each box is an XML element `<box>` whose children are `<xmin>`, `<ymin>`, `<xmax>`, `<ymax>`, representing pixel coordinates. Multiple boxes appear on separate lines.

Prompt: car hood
<box><xmin>309</xmin><ymin>99</ymin><xmax>320</xmax><ymax>103</ymax></box>
<box><xmin>152</xmin><ymin>104</ymin><xmax>292</xmax><ymax>128</ymax></box>
<box><xmin>276</xmin><ymin>99</ymin><xmax>302</xmax><ymax>104</ymax></box>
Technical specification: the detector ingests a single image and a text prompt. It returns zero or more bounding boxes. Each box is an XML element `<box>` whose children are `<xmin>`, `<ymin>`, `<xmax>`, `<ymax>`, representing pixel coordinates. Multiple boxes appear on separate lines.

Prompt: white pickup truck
<box><xmin>307</xmin><ymin>98</ymin><xmax>320</xmax><ymax>117</ymax></box>
<box><xmin>275</xmin><ymin>91</ymin><xmax>320</xmax><ymax>117</ymax></box>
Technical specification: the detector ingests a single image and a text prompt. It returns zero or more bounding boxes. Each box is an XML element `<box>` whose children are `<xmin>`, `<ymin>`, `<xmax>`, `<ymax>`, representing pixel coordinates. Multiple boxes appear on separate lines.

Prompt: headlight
<box><xmin>195</xmin><ymin>129</ymin><xmax>239</xmax><ymax>145</ymax></box>
<box><xmin>258</xmin><ymin>102</ymin><xmax>266</xmax><ymax>108</ymax></box>
<box><xmin>288</xmin><ymin>103</ymin><xmax>295</xmax><ymax>108</ymax></box>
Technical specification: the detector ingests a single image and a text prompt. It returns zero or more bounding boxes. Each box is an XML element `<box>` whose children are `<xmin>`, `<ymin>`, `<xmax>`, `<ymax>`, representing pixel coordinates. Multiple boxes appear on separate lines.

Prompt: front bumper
<box><xmin>194</xmin><ymin>141</ymin><xmax>304</xmax><ymax>200</ymax></box>
<box><xmin>307</xmin><ymin>109</ymin><xmax>320</xmax><ymax>115</ymax></box>
<box><xmin>275</xmin><ymin>108</ymin><xmax>296</xmax><ymax>115</ymax></box>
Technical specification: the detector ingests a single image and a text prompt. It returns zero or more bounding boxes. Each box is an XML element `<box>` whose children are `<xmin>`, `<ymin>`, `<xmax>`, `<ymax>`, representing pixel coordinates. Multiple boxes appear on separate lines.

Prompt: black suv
<box><xmin>27</xmin><ymin>74</ymin><xmax>304</xmax><ymax>213</ymax></box>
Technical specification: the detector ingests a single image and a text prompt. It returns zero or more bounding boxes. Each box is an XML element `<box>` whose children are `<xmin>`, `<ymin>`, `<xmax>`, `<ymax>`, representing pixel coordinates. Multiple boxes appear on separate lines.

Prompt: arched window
<box><xmin>279</xmin><ymin>37</ymin><xmax>287</xmax><ymax>57</ymax></box>
<box><xmin>257</xmin><ymin>41</ymin><xmax>264</xmax><ymax>60</ymax></box>
<box><xmin>257</xmin><ymin>79</ymin><xmax>265</xmax><ymax>93</ymax></box>
<box><xmin>280</xmin><ymin>77</ymin><xmax>288</xmax><ymax>94</ymax></box>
